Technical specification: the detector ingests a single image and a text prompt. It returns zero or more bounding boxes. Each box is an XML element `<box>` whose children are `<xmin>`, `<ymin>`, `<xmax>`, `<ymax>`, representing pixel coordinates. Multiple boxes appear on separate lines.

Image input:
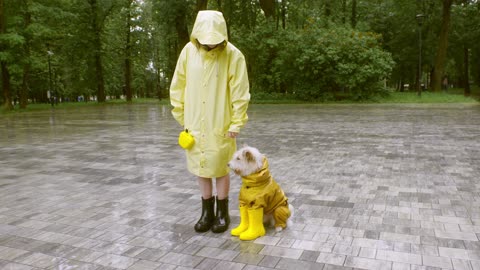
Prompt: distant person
<box><xmin>170</xmin><ymin>10</ymin><xmax>250</xmax><ymax>233</ymax></box>
<box><xmin>442</xmin><ymin>77</ymin><xmax>448</xmax><ymax>91</ymax></box>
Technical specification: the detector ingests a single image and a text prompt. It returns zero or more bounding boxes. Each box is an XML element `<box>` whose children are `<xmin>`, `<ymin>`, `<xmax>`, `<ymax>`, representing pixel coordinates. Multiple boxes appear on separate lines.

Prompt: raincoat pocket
<box><xmin>179</xmin><ymin>129</ymin><xmax>195</xmax><ymax>150</ymax></box>
<box><xmin>213</xmin><ymin>128</ymin><xmax>232</xmax><ymax>143</ymax></box>
<box><xmin>213</xmin><ymin>128</ymin><xmax>236</xmax><ymax>162</ymax></box>
<box><xmin>214</xmin><ymin>129</ymin><xmax>236</xmax><ymax>166</ymax></box>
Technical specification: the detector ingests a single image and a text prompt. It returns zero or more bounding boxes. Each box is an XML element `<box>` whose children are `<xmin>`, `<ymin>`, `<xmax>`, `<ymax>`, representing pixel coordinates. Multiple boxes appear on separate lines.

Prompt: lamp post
<box><xmin>416</xmin><ymin>14</ymin><xmax>425</xmax><ymax>97</ymax></box>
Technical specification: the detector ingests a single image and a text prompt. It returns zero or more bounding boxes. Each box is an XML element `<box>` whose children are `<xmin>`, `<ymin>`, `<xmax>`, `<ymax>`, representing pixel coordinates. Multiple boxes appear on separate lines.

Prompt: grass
<box><xmin>250</xmin><ymin>90</ymin><xmax>479</xmax><ymax>104</ymax></box>
<box><xmin>1</xmin><ymin>89</ymin><xmax>478</xmax><ymax>114</ymax></box>
<box><xmin>372</xmin><ymin>90</ymin><xmax>478</xmax><ymax>104</ymax></box>
<box><xmin>1</xmin><ymin>98</ymin><xmax>169</xmax><ymax>114</ymax></box>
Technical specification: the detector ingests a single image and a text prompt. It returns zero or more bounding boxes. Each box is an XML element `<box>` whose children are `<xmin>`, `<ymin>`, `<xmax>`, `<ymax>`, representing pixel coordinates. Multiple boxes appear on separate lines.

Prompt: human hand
<box><xmin>227</xmin><ymin>132</ymin><xmax>238</xmax><ymax>138</ymax></box>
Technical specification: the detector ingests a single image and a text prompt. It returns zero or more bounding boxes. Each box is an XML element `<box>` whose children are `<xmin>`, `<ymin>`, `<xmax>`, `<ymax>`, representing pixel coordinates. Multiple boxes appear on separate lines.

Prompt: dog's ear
<box><xmin>244</xmin><ymin>149</ymin><xmax>255</xmax><ymax>162</ymax></box>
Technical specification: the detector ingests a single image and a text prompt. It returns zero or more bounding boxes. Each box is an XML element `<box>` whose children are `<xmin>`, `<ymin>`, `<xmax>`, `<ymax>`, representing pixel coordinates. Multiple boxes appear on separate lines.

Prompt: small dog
<box><xmin>228</xmin><ymin>145</ymin><xmax>293</xmax><ymax>240</ymax></box>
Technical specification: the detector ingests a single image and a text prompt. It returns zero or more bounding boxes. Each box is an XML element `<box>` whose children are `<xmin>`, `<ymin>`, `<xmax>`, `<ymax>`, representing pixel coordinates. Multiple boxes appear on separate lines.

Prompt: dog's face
<box><xmin>228</xmin><ymin>146</ymin><xmax>264</xmax><ymax>177</ymax></box>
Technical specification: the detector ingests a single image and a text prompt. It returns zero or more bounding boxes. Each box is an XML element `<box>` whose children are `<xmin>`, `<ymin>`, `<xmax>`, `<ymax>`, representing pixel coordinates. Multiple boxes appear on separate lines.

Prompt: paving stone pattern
<box><xmin>1</xmin><ymin>103</ymin><xmax>480</xmax><ymax>270</ymax></box>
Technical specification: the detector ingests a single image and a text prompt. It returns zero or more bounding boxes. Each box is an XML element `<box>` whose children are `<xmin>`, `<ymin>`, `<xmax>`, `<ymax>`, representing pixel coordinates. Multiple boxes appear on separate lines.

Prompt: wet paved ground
<box><xmin>1</xmin><ymin>103</ymin><xmax>480</xmax><ymax>270</ymax></box>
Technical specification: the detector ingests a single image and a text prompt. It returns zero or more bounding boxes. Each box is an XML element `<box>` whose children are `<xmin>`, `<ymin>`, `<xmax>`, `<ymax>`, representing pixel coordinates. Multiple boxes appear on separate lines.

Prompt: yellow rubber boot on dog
<box><xmin>231</xmin><ymin>206</ymin><xmax>249</xmax><ymax>236</ymax></box>
<box><xmin>239</xmin><ymin>208</ymin><xmax>265</xmax><ymax>241</ymax></box>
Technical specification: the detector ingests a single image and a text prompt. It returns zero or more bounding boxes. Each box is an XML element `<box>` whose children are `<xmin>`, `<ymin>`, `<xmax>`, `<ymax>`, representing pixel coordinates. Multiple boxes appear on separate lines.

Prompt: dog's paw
<box><xmin>275</xmin><ymin>226</ymin><xmax>283</xmax><ymax>232</ymax></box>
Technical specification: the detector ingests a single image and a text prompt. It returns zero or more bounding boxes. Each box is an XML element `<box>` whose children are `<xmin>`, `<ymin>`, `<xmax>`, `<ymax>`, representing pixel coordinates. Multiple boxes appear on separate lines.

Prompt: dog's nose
<box><xmin>227</xmin><ymin>163</ymin><xmax>231</xmax><ymax>167</ymax></box>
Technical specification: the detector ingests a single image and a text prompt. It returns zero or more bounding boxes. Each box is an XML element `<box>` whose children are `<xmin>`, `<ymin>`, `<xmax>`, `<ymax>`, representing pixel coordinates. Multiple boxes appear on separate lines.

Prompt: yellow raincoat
<box><xmin>170</xmin><ymin>11</ymin><xmax>250</xmax><ymax>178</ymax></box>
<box><xmin>239</xmin><ymin>158</ymin><xmax>291</xmax><ymax>228</ymax></box>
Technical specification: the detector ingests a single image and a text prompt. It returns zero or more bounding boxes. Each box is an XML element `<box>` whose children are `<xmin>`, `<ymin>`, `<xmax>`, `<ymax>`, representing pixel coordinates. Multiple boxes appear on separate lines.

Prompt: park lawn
<box><xmin>250</xmin><ymin>89</ymin><xmax>479</xmax><ymax>104</ymax></box>
<box><xmin>1</xmin><ymin>98</ymin><xmax>169</xmax><ymax>114</ymax></box>
<box><xmin>373</xmin><ymin>90</ymin><xmax>478</xmax><ymax>104</ymax></box>
<box><xmin>1</xmin><ymin>88</ymin><xmax>479</xmax><ymax>114</ymax></box>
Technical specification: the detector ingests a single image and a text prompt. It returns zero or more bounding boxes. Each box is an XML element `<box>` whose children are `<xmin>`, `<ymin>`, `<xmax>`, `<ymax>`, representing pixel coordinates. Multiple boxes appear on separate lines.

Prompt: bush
<box><xmin>233</xmin><ymin>24</ymin><xmax>394</xmax><ymax>101</ymax></box>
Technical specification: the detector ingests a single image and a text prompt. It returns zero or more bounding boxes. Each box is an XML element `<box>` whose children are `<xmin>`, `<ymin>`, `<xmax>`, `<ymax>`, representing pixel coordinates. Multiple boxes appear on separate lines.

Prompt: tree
<box><xmin>86</xmin><ymin>0</ymin><xmax>115</xmax><ymax>102</ymax></box>
<box><xmin>174</xmin><ymin>2</ymin><xmax>190</xmax><ymax>50</ymax></box>
<box><xmin>472</xmin><ymin>1</ymin><xmax>480</xmax><ymax>87</ymax></box>
<box><xmin>196</xmin><ymin>0</ymin><xmax>208</xmax><ymax>12</ymax></box>
<box><xmin>19</xmin><ymin>0</ymin><xmax>32</xmax><ymax>109</ymax></box>
<box><xmin>1</xmin><ymin>0</ymin><xmax>477</xmax><ymax>107</ymax></box>
<box><xmin>450</xmin><ymin>1</ymin><xmax>480</xmax><ymax>96</ymax></box>
<box><xmin>124</xmin><ymin>0</ymin><xmax>133</xmax><ymax>101</ymax></box>
<box><xmin>279</xmin><ymin>0</ymin><xmax>286</xmax><ymax>29</ymax></box>
<box><xmin>0</xmin><ymin>0</ymin><xmax>13</xmax><ymax>110</ymax></box>
<box><xmin>431</xmin><ymin>0</ymin><xmax>453</xmax><ymax>92</ymax></box>
<box><xmin>259</xmin><ymin>0</ymin><xmax>275</xmax><ymax>19</ymax></box>
<box><xmin>324</xmin><ymin>1</ymin><xmax>331</xmax><ymax>18</ymax></box>
<box><xmin>351</xmin><ymin>0</ymin><xmax>357</xmax><ymax>28</ymax></box>
<box><xmin>359</xmin><ymin>0</ymin><xmax>420</xmax><ymax>90</ymax></box>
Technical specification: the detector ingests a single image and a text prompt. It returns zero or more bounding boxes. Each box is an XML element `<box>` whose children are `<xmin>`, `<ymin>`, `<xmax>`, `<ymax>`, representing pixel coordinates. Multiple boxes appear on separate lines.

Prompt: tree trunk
<box><xmin>0</xmin><ymin>0</ymin><xmax>13</xmax><ymax>110</ymax></box>
<box><xmin>415</xmin><ymin>70</ymin><xmax>420</xmax><ymax>93</ymax></box>
<box><xmin>464</xmin><ymin>46</ymin><xmax>470</xmax><ymax>96</ymax></box>
<box><xmin>20</xmin><ymin>0</ymin><xmax>31</xmax><ymax>109</ymax></box>
<box><xmin>280</xmin><ymin>0</ymin><xmax>286</xmax><ymax>29</ymax></box>
<box><xmin>89</xmin><ymin>0</ymin><xmax>106</xmax><ymax>102</ymax></box>
<box><xmin>21</xmin><ymin>58</ymin><xmax>30</xmax><ymax>109</ymax></box>
<box><xmin>325</xmin><ymin>1</ymin><xmax>331</xmax><ymax>18</ymax></box>
<box><xmin>196</xmin><ymin>0</ymin><xmax>208</xmax><ymax>12</ymax></box>
<box><xmin>429</xmin><ymin>68</ymin><xmax>434</xmax><ymax>89</ymax></box>
<box><xmin>125</xmin><ymin>0</ymin><xmax>133</xmax><ymax>102</ymax></box>
<box><xmin>351</xmin><ymin>0</ymin><xmax>357</xmax><ymax>28</ymax></box>
<box><xmin>342</xmin><ymin>0</ymin><xmax>347</xmax><ymax>24</ymax></box>
<box><xmin>431</xmin><ymin>0</ymin><xmax>453</xmax><ymax>92</ymax></box>
<box><xmin>259</xmin><ymin>0</ymin><xmax>275</xmax><ymax>19</ymax></box>
<box><xmin>94</xmin><ymin>51</ymin><xmax>106</xmax><ymax>102</ymax></box>
<box><xmin>455</xmin><ymin>52</ymin><xmax>464</xmax><ymax>88</ymax></box>
<box><xmin>175</xmin><ymin>9</ymin><xmax>189</xmax><ymax>51</ymax></box>
<box><xmin>1</xmin><ymin>63</ymin><xmax>12</xmax><ymax>110</ymax></box>
<box><xmin>156</xmin><ymin>67</ymin><xmax>162</xmax><ymax>100</ymax></box>
<box><xmin>477</xmin><ymin>3</ymin><xmax>480</xmax><ymax>88</ymax></box>
<box><xmin>478</xmin><ymin>48</ymin><xmax>480</xmax><ymax>87</ymax></box>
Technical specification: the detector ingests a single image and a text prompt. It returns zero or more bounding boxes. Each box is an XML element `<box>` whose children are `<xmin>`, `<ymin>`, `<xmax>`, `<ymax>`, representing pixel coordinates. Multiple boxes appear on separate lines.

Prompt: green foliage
<box><xmin>448</xmin><ymin>2</ymin><xmax>480</xmax><ymax>87</ymax></box>
<box><xmin>1</xmin><ymin>0</ymin><xmax>479</xmax><ymax>109</ymax></box>
<box><xmin>234</xmin><ymin>23</ymin><xmax>394</xmax><ymax>101</ymax></box>
<box><xmin>0</xmin><ymin>33</ymin><xmax>25</xmax><ymax>47</ymax></box>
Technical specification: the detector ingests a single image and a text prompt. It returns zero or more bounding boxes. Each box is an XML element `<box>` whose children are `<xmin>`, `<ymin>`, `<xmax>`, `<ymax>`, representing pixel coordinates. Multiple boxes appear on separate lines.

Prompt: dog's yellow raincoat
<box><xmin>170</xmin><ymin>11</ymin><xmax>250</xmax><ymax>178</ymax></box>
<box><xmin>239</xmin><ymin>158</ymin><xmax>291</xmax><ymax>228</ymax></box>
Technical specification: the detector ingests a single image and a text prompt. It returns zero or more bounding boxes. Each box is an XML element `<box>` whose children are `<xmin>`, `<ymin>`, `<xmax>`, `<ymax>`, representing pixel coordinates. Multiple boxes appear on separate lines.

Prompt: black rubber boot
<box><xmin>194</xmin><ymin>197</ymin><xmax>215</xmax><ymax>233</ymax></box>
<box><xmin>212</xmin><ymin>196</ymin><xmax>230</xmax><ymax>233</ymax></box>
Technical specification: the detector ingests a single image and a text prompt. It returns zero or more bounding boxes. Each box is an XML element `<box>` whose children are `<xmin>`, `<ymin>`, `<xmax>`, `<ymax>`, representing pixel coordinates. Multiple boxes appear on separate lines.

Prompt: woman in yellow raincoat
<box><xmin>170</xmin><ymin>10</ymin><xmax>250</xmax><ymax>233</ymax></box>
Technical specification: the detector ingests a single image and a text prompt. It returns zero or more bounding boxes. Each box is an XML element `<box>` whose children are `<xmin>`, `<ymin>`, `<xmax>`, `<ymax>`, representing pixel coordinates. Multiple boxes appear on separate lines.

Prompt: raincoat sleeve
<box><xmin>170</xmin><ymin>47</ymin><xmax>187</xmax><ymax>126</ymax></box>
<box><xmin>228</xmin><ymin>53</ymin><xmax>250</xmax><ymax>133</ymax></box>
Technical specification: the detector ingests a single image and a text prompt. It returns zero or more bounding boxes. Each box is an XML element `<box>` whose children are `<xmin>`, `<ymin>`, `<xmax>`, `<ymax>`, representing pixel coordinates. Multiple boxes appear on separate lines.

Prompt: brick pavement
<box><xmin>0</xmin><ymin>103</ymin><xmax>479</xmax><ymax>270</ymax></box>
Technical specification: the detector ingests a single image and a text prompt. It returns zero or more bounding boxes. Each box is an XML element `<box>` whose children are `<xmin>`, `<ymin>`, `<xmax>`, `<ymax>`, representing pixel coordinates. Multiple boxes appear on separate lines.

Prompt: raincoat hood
<box><xmin>191</xmin><ymin>10</ymin><xmax>228</xmax><ymax>45</ymax></box>
<box><xmin>242</xmin><ymin>158</ymin><xmax>272</xmax><ymax>188</ymax></box>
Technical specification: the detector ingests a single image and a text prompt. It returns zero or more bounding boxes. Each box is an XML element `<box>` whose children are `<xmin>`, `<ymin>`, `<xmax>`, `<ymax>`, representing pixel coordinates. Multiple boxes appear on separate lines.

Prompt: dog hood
<box><xmin>191</xmin><ymin>10</ymin><xmax>228</xmax><ymax>45</ymax></box>
<box><xmin>241</xmin><ymin>158</ymin><xmax>272</xmax><ymax>187</ymax></box>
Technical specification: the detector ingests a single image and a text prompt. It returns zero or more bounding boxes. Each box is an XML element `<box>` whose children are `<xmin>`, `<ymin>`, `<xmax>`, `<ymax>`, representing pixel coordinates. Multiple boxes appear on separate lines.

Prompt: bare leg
<box><xmin>215</xmin><ymin>174</ymin><xmax>230</xmax><ymax>200</ymax></box>
<box><xmin>198</xmin><ymin>177</ymin><xmax>213</xmax><ymax>199</ymax></box>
